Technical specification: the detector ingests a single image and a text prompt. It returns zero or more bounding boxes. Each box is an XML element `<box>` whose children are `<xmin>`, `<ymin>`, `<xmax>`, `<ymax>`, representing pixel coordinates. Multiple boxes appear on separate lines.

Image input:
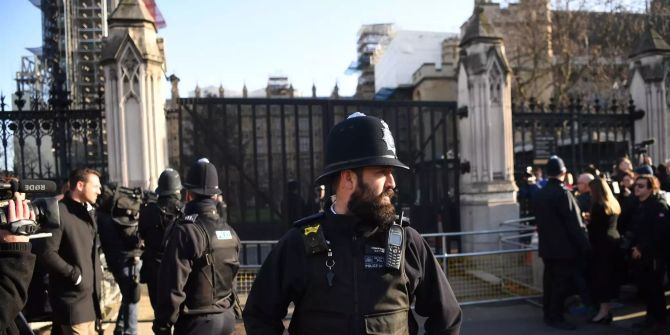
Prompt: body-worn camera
<box><xmin>0</xmin><ymin>179</ymin><xmax>60</xmax><ymax>236</ymax></box>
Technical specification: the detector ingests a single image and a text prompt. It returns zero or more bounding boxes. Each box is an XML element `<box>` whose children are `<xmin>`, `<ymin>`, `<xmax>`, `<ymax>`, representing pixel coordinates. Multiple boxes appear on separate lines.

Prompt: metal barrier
<box><xmin>235</xmin><ymin>223</ymin><xmax>543</xmax><ymax>305</ymax></box>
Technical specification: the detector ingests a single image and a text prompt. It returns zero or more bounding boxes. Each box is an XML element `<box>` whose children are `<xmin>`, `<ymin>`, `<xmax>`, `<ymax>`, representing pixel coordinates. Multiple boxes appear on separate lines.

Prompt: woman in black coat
<box><xmin>586</xmin><ymin>178</ymin><xmax>621</xmax><ymax>324</ymax></box>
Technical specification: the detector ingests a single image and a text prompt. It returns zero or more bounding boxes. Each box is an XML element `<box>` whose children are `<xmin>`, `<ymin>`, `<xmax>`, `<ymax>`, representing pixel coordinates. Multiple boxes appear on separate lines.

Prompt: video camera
<box><xmin>0</xmin><ymin>179</ymin><xmax>60</xmax><ymax>236</ymax></box>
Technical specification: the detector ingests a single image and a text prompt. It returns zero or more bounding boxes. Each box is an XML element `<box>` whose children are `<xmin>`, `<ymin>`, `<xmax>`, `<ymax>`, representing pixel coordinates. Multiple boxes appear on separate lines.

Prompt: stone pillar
<box><xmin>101</xmin><ymin>0</ymin><xmax>167</xmax><ymax>189</ymax></box>
<box><xmin>457</xmin><ymin>7</ymin><xmax>518</xmax><ymax>251</ymax></box>
<box><xmin>628</xmin><ymin>27</ymin><xmax>670</xmax><ymax>164</ymax></box>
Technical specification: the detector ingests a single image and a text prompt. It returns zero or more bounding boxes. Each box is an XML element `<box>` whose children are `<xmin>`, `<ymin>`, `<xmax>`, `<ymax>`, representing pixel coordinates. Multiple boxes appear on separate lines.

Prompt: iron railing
<box><xmin>171</xmin><ymin>98</ymin><xmax>461</xmax><ymax>239</ymax></box>
<box><xmin>0</xmin><ymin>90</ymin><xmax>106</xmax><ymax>182</ymax></box>
<box><xmin>512</xmin><ymin>97</ymin><xmax>645</xmax><ymax>176</ymax></box>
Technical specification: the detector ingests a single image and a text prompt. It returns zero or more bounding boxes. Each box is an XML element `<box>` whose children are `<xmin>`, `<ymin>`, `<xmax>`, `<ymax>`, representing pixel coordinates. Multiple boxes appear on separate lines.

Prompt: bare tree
<box><xmin>495</xmin><ymin>0</ymin><xmax>650</xmax><ymax>103</ymax></box>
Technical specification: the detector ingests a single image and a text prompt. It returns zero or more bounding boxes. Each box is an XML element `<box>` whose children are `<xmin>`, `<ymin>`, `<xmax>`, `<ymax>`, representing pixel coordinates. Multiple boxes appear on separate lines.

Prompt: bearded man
<box><xmin>243</xmin><ymin>113</ymin><xmax>462</xmax><ymax>335</ymax></box>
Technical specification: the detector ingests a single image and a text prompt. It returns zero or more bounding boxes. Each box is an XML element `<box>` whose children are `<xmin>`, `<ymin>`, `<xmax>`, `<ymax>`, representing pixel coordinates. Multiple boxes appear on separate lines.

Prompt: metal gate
<box><xmin>170</xmin><ymin>98</ymin><xmax>461</xmax><ymax>239</ymax></box>
<box><xmin>0</xmin><ymin>91</ymin><xmax>107</xmax><ymax>183</ymax></box>
<box><xmin>512</xmin><ymin>98</ymin><xmax>644</xmax><ymax>175</ymax></box>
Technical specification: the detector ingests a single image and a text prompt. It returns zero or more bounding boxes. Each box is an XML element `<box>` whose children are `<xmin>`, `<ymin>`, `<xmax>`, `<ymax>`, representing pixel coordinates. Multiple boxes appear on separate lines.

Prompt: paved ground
<box><xmin>36</xmin><ymin>290</ymin><xmax>668</xmax><ymax>334</ymax></box>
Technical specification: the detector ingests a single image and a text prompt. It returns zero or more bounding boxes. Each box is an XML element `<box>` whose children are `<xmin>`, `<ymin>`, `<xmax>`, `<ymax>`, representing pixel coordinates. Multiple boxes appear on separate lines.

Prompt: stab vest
<box><xmin>181</xmin><ymin>212</ymin><xmax>240</xmax><ymax>315</ymax></box>
<box><xmin>291</xmin><ymin>213</ymin><xmax>413</xmax><ymax>335</ymax></box>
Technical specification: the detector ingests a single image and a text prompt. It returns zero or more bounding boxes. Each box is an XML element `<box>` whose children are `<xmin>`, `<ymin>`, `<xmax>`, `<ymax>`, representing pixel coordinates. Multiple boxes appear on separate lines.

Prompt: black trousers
<box><xmin>543</xmin><ymin>258</ymin><xmax>576</xmax><ymax>322</ymax></box>
<box><xmin>635</xmin><ymin>258</ymin><xmax>667</xmax><ymax>324</ymax></box>
<box><xmin>174</xmin><ymin>310</ymin><xmax>235</xmax><ymax>335</ymax></box>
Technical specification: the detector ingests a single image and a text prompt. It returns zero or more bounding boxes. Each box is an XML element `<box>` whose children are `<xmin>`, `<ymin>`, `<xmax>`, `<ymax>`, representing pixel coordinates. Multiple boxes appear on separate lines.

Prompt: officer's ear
<box><xmin>340</xmin><ymin>169</ymin><xmax>358</xmax><ymax>192</ymax></box>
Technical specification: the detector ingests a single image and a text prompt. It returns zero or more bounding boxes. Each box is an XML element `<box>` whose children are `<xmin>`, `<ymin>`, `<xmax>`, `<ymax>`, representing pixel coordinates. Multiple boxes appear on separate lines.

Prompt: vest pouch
<box><xmin>364</xmin><ymin>309</ymin><xmax>409</xmax><ymax>335</ymax></box>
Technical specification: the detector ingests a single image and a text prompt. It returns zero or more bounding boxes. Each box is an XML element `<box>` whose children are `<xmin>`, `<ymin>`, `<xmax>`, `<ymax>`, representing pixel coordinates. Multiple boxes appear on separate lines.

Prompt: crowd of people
<box><xmin>523</xmin><ymin>155</ymin><xmax>670</xmax><ymax>333</ymax></box>
<box><xmin>0</xmin><ymin>113</ymin><xmax>464</xmax><ymax>335</ymax></box>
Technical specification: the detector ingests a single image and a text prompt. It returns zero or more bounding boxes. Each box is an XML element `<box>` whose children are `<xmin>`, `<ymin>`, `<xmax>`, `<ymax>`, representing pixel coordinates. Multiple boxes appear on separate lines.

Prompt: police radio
<box><xmin>385</xmin><ymin>212</ymin><xmax>405</xmax><ymax>270</ymax></box>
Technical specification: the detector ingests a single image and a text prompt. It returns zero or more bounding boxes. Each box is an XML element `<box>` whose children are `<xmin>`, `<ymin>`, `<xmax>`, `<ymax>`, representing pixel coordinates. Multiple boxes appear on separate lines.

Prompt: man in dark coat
<box><xmin>243</xmin><ymin>113</ymin><xmax>462</xmax><ymax>335</ymax></box>
<box><xmin>628</xmin><ymin>174</ymin><xmax>670</xmax><ymax>333</ymax></box>
<box><xmin>0</xmin><ymin>195</ymin><xmax>37</xmax><ymax>335</ymax></box>
<box><xmin>532</xmin><ymin>156</ymin><xmax>591</xmax><ymax>331</ymax></box>
<box><xmin>40</xmin><ymin>168</ymin><xmax>103</xmax><ymax>335</ymax></box>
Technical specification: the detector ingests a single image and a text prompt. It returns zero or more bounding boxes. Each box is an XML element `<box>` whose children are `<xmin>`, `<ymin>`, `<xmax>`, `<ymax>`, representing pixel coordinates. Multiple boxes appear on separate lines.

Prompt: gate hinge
<box><xmin>460</xmin><ymin>161</ymin><xmax>471</xmax><ymax>174</ymax></box>
<box><xmin>457</xmin><ymin>106</ymin><xmax>468</xmax><ymax>119</ymax></box>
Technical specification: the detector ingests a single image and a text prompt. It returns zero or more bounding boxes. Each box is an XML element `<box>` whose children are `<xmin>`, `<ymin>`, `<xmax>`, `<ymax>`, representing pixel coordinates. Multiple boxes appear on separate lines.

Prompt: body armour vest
<box><xmin>291</xmin><ymin>215</ymin><xmax>413</xmax><ymax>335</ymax></box>
<box><xmin>182</xmin><ymin>212</ymin><xmax>240</xmax><ymax>315</ymax></box>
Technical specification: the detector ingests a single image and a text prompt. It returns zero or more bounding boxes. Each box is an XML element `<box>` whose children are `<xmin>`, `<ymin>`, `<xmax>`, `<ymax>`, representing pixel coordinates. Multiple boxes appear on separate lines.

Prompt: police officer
<box><xmin>243</xmin><ymin>113</ymin><xmax>462</xmax><ymax>334</ymax></box>
<box><xmin>532</xmin><ymin>156</ymin><xmax>591</xmax><ymax>331</ymax></box>
<box><xmin>153</xmin><ymin>159</ymin><xmax>241</xmax><ymax>335</ymax></box>
<box><xmin>138</xmin><ymin>168</ymin><xmax>184</xmax><ymax>312</ymax></box>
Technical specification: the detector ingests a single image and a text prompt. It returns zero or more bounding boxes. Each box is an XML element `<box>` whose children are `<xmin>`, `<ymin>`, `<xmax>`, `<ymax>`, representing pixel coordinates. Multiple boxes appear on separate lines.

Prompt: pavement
<box><xmin>34</xmin><ymin>289</ymin><xmax>669</xmax><ymax>335</ymax></box>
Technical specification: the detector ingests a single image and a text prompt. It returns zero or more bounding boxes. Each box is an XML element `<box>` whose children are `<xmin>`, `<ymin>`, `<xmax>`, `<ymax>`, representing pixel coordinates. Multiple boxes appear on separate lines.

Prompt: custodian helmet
<box><xmin>156</xmin><ymin>168</ymin><xmax>182</xmax><ymax>196</ymax></box>
<box><xmin>315</xmin><ymin>113</ymin><xmax>409</xmax><ymax>184</ymax></box>
<box><xmin>183</xmin><ymin>159</ymin><xmax>221</xmax><ymax>196</ymax></box>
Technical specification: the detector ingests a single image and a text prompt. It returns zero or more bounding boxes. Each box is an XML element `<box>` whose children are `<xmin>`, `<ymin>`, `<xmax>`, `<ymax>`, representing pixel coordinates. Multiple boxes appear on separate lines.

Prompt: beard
<box><xmin>347</xmin><ymin>182</ymin><xmax>397</xmax><ymax>231</ymax></box>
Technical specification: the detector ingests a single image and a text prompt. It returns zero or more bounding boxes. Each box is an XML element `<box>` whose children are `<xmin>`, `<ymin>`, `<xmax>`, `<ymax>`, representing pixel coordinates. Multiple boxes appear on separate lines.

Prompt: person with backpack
<box><xmin>98</xmin><ymin>185</ymin><xmax>144</xmax><ymax>335</ymax></box>
<box><xmin>138</xmin><ymin>168</ymin><xmax>183</xmax><ymax>312</ymax></box>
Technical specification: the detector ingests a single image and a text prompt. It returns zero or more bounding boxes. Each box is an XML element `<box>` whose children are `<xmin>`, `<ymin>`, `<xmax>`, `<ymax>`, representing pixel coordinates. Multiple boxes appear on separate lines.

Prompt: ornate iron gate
<box><xmin>513</xmin><ymin>98</ymin><xmax>644</xmax><ymax>176</ymax></box>
<box><xmin>0</xmin><ymin>91</ymin><xmax>107</xmax><ymax>183</ymax></box>
<box><xmin>170</xmin><ymin>98</ymin><xmax>460</xmax><ymax>239</ymax></box>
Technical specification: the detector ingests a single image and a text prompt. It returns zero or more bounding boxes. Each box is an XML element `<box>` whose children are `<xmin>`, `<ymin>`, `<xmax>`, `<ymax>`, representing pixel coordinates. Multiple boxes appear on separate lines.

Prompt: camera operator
<box><xmin>0</xmin><ymin>194</ymin><xmax>37</xmax><ymax>335</ymax></box>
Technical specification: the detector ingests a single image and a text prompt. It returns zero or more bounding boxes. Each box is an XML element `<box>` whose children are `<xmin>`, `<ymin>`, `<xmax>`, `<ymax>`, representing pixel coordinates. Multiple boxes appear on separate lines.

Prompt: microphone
<box><xmin>637</xmin><ymin>138</ymin><xmax>655</xmax><ymax>147</ymax></box>
<box><xmin>0</xmin><ymin>179</ymin><xmax>59</xmax><ymax>193</ymax></box>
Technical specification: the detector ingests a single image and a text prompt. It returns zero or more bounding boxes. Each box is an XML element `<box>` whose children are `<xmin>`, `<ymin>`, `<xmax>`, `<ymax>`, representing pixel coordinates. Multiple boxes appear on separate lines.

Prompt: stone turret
<box><xmin>101</xmin><ymin>0</ymin><xmax>168</xmax><ymax>189</ymax></box>
<box><xmin>457</xmin><ymin>6</ymin><xmax>518</xmax><ymax>251</ymax></box>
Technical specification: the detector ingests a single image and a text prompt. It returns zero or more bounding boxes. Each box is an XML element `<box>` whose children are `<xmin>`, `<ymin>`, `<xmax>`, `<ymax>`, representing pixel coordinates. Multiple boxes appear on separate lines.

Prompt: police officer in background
<box><xmin>243</xmin><ymin>113</ymin><xmax>462</xmax><ymax>335</ymax></box>
<box><xmin>138</xmin><ymin>168</ymin><xmax>183</xmax><ymax>312</ymax></box>
<box><xmin>153</xmin><ymin>159</ymin><xmax>241</xmax><ymax>335</ymax></box>
<box><xmin>532</xmin><ymin>156</ymin><xmax>591</xmax><ymax>331</ymax></box>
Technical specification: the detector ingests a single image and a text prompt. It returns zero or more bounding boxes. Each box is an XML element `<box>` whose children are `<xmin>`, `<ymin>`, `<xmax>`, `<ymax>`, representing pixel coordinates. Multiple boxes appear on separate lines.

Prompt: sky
<box><xmin>0</xmin><ymin>0</ymin><xmax>476</xmax><ymax>101</ymax></box>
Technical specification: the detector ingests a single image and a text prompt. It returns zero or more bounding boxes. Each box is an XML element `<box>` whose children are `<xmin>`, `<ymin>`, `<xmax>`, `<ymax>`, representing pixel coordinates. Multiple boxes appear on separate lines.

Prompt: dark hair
<box><xmin>331</xmin><ymin>168</ymin><xmax>364</xmax><ymax>191</ymax></box>
<box><xmin>584</xmin><ymin>164</ymin><xmax>601</xmax><ymax>178</ymax></box>
<box><xmin>657</xmin><ymin>164</ymin><xmax>668</xmax><ymax>177</ymax></box>
<box><xmin>635</xmin><ymin>174</ymin><xmax>660</xmax><ymax>193</ymax></box>
<box><xmin>68</xmin><ymin>168</ymin><xmax>101</xmax><ymax>191</ymax></box>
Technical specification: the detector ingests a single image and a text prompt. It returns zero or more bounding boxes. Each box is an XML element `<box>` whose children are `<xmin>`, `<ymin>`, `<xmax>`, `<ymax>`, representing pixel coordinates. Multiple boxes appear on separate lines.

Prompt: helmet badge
<box><xmin>380</xmin><ymin>120</ymin><xmax>396</xmax><ymax>155</ymax></box>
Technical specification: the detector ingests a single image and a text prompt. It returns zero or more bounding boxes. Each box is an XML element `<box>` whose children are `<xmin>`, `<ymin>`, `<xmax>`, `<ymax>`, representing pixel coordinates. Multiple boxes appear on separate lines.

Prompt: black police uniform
<box><xmin>532</xmin><ymin>158</ymin><xmax>590</xmax><ymax>327</ymax></box>
<box><xmin>154</xmin><ymin>160</ymin><xmax>241</xmax><ymax>335</ymax></box>
<box><xmin>154</xmin><ymin>198</ymin><xmax>240</xmax><ymax>335</ymax></box>
<box><xmin>244</xmin><ymin>114</ymin><xmax>462</xmax><ymax>334</ymax></box>
<box><xmin>138</xmin><ymin>195</ymin><xmax>182</xmax><ymax>311</ymax></box>
<box><xmin>243</xmin><ymin>210</ymin><xmax>462</xmax><ymax>334</ymax></box>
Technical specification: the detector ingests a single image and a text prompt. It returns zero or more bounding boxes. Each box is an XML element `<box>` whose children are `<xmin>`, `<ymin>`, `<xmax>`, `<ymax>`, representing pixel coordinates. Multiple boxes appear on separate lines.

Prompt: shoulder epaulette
<box><xmin>293</xmin><ymin>212</ymin><xmax>326</xmax><ymax>228</ymax></box>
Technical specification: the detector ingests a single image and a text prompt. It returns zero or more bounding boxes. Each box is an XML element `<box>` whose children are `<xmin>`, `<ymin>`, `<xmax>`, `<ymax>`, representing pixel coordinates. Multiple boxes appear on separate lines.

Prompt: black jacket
<box><xmin>533</xmin><ymin>178</ymin><xmax>591</xmax><ymax>259</ymax></box>
<box><xmin>629</xmin><ymin>193</ymin><xmax>670</xmax><ymax>259</ymax></box>
<box><xmin>154</xmin><ymin>198</ymin><xmax>240</xmax><ymax>329</ymax></box>
<box><xmin>39</xmin><ymin>196</ymin><xmax>102</xmax><ymax>325</ymax></box>
<box><xmin>0</xmin><ymin>242</ymin><xmax>35</xmax><ymax>335</ymax></box>
<box><xmin>138</xmin><ymin>196</ymin><xmax>182</xmax><ymax>263</ymax></box>
<box><xmin>243</xmin><ymin>210</ymin><xmax>462</xmax><ymax>335</ymax></box>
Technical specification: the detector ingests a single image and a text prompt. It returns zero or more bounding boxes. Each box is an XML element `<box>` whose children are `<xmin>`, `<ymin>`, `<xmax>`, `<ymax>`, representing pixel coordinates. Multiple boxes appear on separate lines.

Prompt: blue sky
<box><xmin>0</xmin><ymin>1</ymin><xmax>477</xmax><ymax>100</ymax></box>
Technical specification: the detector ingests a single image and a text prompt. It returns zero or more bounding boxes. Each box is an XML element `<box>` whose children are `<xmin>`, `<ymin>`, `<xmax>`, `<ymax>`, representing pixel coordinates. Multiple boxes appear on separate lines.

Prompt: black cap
<box><xmin>634</xmin><ymin>165</ymin><xmax>654</xmax><ymax>175</ymax></box>
<box><xmin>156</xmin><ymin>168</ymin><xmax>182</xmax><ymax>196</ymax></box>
<box><xmin>183</xmin><ymin>159</ymin><xmax>221</xmax><ymax>196</ymax></box>
<box><xmin>315</xmin><ymin>113</ymin><xmax>409</xmax><ymax>184</ymax></box>
<box><xmin>546</xmin><ymin>155</ymin><xmax>567</xmax><ymax>177</ymax></box>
